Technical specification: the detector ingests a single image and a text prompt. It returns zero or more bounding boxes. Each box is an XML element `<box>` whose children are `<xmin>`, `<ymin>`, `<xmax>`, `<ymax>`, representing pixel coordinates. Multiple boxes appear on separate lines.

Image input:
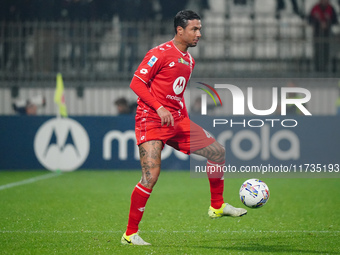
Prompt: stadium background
<box><xmin>1</xmin><ymin>2</ymin><xmax>339</xmax><ymax>254</ymax></box>
<box><xmin>0</xmin><ymin>0</ymin><xmax>340</xmax><ymax>171</ymax></box>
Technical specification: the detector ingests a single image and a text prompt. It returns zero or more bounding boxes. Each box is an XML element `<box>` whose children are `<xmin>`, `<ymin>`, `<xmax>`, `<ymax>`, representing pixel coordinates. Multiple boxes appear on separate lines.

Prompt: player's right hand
<box><xmin>156</xmin><ymin>106</ymin><xmax>174</xmax><ymax>126</ymax></box>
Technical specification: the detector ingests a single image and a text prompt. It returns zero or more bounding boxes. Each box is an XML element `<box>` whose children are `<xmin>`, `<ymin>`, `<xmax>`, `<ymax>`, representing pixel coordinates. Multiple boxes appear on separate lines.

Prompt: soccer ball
<box><xmin>239</xmin><ymin>179</ymin><xmax>270</xmax><ymax>208</ymax></box>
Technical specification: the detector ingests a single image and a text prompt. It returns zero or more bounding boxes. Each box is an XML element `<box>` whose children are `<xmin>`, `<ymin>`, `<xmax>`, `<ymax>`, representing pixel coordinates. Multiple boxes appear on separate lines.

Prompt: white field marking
<box><xmin>0</xmin><ymin>230</ymin><xmax>339</xmax><ymax>234</ymax></box>
<box><xmin>0</xmin><ymin>172</ymin><xmax>61</xmax><ymax>191</ymax></box>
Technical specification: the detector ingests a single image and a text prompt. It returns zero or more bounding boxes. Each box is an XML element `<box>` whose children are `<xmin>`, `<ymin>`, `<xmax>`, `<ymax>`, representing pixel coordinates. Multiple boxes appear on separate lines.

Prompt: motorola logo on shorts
<box><xmin>34</xmin><ymin>118</ymin><xmax>90</xmax><ymax>172</ymax></box>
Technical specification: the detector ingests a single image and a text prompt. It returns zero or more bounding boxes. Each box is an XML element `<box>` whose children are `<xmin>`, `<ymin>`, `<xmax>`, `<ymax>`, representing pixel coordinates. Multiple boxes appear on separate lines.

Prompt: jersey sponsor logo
<box><xmin>140</xmin><ymin>68</ymin><xmax>148</xmax><ymax>74</ymax></box>
<box><xmin>173</xmin><ymin>76</ymin><xmax>186</xmax><ymax>95</ymax></box>
<box><xmin>178</xmin><ymin>57</ymin><xmax>189</xmax><ymax>66</ymax></box>
<box><xmin>169</xmin><ymin>62</ymin><xmax>175</xmax><ymax>67</ymax></box>
<box><xmin>147</xmin><ymin>55</ymin><xmax>158</xmax><ymax>67</ymax></box>
<box><xmin>166</xmin><ymin>94</ymin><xmax>182</xmax><ymax>102</ymax></box>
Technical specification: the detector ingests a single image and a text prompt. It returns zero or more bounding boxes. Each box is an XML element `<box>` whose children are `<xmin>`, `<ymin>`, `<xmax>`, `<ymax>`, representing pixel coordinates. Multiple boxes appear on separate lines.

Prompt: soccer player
<box><xmin>121</xmin><ymin>10</ymin><xmax>247</xmax><ymax>246</ymax></box>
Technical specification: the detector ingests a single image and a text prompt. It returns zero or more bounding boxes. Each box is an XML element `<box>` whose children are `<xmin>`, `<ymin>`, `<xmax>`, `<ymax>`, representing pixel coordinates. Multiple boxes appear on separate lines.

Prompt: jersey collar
<box><xmin>171</xmin><ymin>40</ymin><xmax>187</xmax><ymax>56</ymax></box>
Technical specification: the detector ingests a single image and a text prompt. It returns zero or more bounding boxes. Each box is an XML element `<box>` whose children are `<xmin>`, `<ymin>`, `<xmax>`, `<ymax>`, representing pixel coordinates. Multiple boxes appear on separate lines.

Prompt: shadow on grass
<box><xmin>158</xmin><ymin>235</ymin><xmax>340</xmax><ymax>254</ymax></box>
<box><xmin>191</xmin><ymin>244</ymin><xmax>339</xmax><ymax>254</ymax></box>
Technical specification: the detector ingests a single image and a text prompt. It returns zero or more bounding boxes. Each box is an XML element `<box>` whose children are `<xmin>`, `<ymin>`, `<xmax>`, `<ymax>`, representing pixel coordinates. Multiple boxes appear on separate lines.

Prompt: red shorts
<box><xmin>135</xmin><ymin>115</ymin><xmax>215</xmax><ymax>154</ymax></box>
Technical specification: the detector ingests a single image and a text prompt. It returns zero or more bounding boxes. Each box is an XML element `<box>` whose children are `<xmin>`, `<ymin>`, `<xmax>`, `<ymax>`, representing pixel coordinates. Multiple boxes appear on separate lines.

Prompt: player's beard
<box><xmin>188</xmin><ymin>40</ymin><xmax>199</xmax><ymax>48</ymax></box>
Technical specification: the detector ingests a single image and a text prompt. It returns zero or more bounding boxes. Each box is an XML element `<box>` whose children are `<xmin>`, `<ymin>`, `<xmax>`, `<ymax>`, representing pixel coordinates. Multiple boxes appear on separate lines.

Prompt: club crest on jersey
<box><xmin>148</xmin><ymin>55</ymin><xmax>158</xmax><ymax>67</ymax></box>
<box><xmin>178</xmin><ymin>57</ymin><xmax>189</xmax><ymax>66</ymax></box>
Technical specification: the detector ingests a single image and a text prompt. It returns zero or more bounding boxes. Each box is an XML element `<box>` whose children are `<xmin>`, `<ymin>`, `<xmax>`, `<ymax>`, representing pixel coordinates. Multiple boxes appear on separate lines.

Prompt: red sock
<box><xmin>126</xmin><ymin>182</ymin><xmax>152</xmax><ymax>236</ymax></box>
<box><xmin>207</xmin><ymin>160</ymin><xmax>225</xmax><ymax>209</ymax></box>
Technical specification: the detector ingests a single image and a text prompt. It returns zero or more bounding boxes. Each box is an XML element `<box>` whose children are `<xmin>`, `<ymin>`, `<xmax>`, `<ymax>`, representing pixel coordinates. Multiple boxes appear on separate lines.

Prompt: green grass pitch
<box><xmin>0</xmin><ymin>170</ymin><xmax>339</xmax><ymax>254</ymax></box>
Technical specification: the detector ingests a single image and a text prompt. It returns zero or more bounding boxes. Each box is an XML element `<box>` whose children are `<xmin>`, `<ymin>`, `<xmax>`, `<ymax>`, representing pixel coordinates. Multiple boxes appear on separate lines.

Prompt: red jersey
<box><xmin>309</xmin><ymin>3</ymin><xmax>338</xmax><ymax>35</ymax></box>
<box><xmin>130</xmin><ymin>40</ymin><xmax>194</xmax><ymax>124</ymax></box>
<box><xmin>310</xmin><ymin>3</ymin><xmax>336</xmax><ymax>23</ymax></box>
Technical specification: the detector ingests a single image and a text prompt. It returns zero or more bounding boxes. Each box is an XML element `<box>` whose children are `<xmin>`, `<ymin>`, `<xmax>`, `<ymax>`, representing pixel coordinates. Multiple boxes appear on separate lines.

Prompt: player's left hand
<box><xmin>156</xmin><ymin>106</ymin><xmax>174</xmax><ymax>126</ymax></box>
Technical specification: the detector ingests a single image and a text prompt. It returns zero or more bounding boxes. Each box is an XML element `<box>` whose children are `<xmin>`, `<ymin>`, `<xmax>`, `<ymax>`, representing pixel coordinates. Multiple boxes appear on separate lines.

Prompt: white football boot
<box><xmin>208</xmin><ymin>203</ymin><xmax>247</xmax><ymax>218</ymax></box>
<box><xmin>121</xmin><ymin>232</ymin><xmax>151</xmax><ymax>246</ymax></box>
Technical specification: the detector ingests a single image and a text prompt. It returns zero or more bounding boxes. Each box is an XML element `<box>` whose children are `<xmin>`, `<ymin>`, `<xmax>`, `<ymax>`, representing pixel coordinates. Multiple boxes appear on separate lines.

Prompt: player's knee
<box><xmin>140</xmin><ymin>169</ymin><xmax>159</xmax><ymax>189</ymax></box>
<box><xmin>208</xmin><ymin>142</ymin><xmax>225</xmax><ymax>163</ymax></box>
<box><xmin>220</xmin><ymin>145</ymin><xmax>226</xmax><ymax>157</ymax></box>
<box><xmin>216</xmin><ymin>144</ymin><xmax>226</xmax><ymax>162</ymax></box>
<box><xmin>140</xmin><ymin>176</ymin><xmax>158</xmax><ymax>189</ymax></box>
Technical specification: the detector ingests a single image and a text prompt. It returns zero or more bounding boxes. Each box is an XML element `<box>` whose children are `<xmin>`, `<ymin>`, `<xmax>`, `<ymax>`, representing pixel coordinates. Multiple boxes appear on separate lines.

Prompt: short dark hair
<box><xmin>174</xmin><ymin>10</ymin><xmax>201</xmax><ymax>34</ymax></box>
<box><xmin>115</xmin><ymin>97</ymin><xmax>128</xmax><ymax>106</ymax></box>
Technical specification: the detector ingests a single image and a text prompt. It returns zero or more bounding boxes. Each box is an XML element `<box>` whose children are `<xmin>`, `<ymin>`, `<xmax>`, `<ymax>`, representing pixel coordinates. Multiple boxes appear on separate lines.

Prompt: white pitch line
<box><xmin>0</xmin><ymin>172</ymin><xmax>61</xmax><ymax>191</ymax></box>
<box><xmin>0</xmin><ymin>230</ymin><xmax>339</xmax><ymax>234</ymax></box>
